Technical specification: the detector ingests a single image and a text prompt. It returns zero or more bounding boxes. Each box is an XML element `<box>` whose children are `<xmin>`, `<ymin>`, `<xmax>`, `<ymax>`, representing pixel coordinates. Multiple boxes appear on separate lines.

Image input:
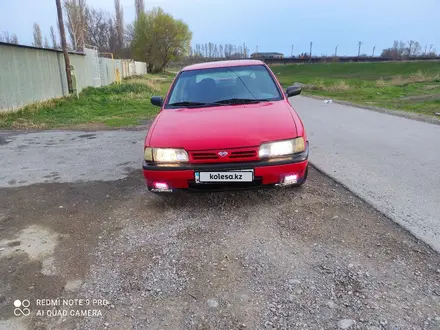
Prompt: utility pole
<box><xmin>335</xmin><ymin>45</ymin><xmax>338</xmax><ymax>57</ymax></box>
<box><xmin>56</xmin><ymin>0</ymin><xmax>73</xmax><ymax>94</ymax></box>
<box><xmin>309</xmin><ymin>42</ymin><xmax>313</xmax><ymax>63</ymax></box>
<box><xmin>291</xmin><ymin>44</ymin><xmax>294</xmax><ymax>57</ymax></box>
<box><xmin>358</xmin><ymin>41</ymin><xmax>363</xmax><ymax>58</ymax></box>
<box><xmin>372</xmin><ymin>46</ymin><xmax>376</xmax><ymax>57</ymax></box>
<box><xmin>243</xmin><ymin>42</ymin><xmax>247</xmax><ymax>58</ymax></box>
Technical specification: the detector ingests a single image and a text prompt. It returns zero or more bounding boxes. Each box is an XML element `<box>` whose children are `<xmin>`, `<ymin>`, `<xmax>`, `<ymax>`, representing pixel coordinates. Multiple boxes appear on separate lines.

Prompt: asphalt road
<box><xmin>0</xmin><ymin>130</ymin><xmax>146</xmax><ymax>187</ymax></box>
<box><xmin>291</xmin><ymin>96</ymin><xmax>440</xmax><ymax>253</ymax></box>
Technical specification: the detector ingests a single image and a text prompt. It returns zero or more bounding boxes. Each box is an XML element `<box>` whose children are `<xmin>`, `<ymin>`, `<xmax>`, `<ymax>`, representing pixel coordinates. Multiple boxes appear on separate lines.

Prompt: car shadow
<box><xmin>145</xmin><ymin>185</ymin><xmax>305</xmax><ymax>211</ymax></box>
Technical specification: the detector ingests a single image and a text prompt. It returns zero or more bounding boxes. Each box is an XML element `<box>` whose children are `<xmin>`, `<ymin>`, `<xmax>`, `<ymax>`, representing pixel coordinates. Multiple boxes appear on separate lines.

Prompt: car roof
<box><xmin>181</xmin><ymin>59</ymin><xmax>266</xmax><ymax>72</ymax></box>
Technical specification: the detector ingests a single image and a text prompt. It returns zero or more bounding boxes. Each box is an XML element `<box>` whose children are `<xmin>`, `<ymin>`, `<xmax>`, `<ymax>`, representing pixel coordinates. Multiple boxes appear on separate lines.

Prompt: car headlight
<box><xmin>259</xmin><ymin>137</ymin><xmax>305</xmax><ymax>158</ymax></box>
<box><xmin>144</xmin><ymin>147</ymin><xmax>188</xmax><ymax>162</ymax></box>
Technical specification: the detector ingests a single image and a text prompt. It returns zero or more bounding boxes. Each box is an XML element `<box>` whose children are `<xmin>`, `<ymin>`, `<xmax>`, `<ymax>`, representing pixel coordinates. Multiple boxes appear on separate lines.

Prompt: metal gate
<box><xmin>85</xmin><ymin>46</ymin><xmax>101</xmax><ymax>87</ymax></box>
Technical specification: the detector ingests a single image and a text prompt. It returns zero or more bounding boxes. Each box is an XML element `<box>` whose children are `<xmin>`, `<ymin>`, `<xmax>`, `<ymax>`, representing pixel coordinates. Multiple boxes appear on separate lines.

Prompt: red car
<box><xmin>143</xmin><ymin>60</ymin><xmax>309</xmax><ymax>193</ymax></box>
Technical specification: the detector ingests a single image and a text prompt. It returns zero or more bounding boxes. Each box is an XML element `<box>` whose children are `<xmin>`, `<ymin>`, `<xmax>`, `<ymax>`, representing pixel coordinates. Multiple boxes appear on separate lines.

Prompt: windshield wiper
<box><xmin>213</xmin><ymin>98</ymin><xmax>270</xmax><ymax>105</ymax></box>
<box><xmin>167</xmin><ymin>101</ymin><xmax>226</xmax><ymax>108</ymax></box>
<box><xmin>168</xmin><ymin>99</ymin><xmax>271</xmax><ymax>108</ymax></box>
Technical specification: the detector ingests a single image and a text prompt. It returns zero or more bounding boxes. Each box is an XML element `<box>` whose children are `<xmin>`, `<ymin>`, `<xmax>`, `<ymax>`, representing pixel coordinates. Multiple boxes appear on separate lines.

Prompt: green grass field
<box><xmin>272</xmin><ymin>61</ymin><xmax>440</xmax><ymax>116</ymax></box>
<box><xmin>1</xmin><ymin>61</ymin><xmax>439</xmax><ymax>130</ymax></box>
<box><xmin>0</xmin><ymin>74</ymin><xmax>174</xmax><ymax>130</ymax></box>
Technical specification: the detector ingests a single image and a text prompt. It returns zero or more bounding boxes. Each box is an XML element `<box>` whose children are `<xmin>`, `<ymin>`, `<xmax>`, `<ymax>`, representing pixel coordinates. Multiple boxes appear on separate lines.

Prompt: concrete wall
<box><xmin>0</xmin><ymin>45</ymin><xmax>70</xmax><ymax>111</ymax></box>
<box><xmin>117</xmin><ymin>60</ymin><xmax>147</xmax><ymax>78</ymax></box>
<box><xmin>135</xmin><ymin>61</ymin><xmax>147</xmax><ymax>75</ymax></box>
<box><xmin>0</xmin><ymin>43</ymin><xmax>147</xmax><ymax>112</ymax></box>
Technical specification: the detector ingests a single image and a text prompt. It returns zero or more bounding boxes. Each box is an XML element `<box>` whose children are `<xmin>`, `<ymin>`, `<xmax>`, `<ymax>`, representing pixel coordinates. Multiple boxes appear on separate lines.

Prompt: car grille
<box><xmin>189</xmin><ymin>148</ymin><xmax>259</xmax><ymax>163</ymax></box>
<box><xmin>191</xmin><ymin>152</ymin><xmax>219</xmax><ymax>160</ymax></box>
<box><xmin>229</xmin><ymin>150</ymin><xmax>256</xmax><ymax>159</ymax></box>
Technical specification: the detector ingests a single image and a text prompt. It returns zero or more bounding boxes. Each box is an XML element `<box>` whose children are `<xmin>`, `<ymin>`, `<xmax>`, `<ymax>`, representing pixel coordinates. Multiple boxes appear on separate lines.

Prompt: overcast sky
<box><xmin>1</xmin><ymin>0</ymin><xmax>439</xmax><ymax>56</ymax></box>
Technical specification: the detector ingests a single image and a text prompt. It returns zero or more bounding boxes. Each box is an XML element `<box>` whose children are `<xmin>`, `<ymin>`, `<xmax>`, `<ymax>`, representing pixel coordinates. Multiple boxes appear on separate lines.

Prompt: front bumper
<box><xmin>143</xmin><ymin>143</ymin><xmax>309</xmax><ymax>192</ymax></box>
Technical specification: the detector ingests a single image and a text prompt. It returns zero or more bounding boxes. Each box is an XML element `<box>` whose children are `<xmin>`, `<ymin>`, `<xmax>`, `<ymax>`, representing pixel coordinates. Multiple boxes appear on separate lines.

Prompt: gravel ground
<box><xmin>1</xmin><ymin>167</ymin><xmax>440</xmax><ymax>330</ymax></box>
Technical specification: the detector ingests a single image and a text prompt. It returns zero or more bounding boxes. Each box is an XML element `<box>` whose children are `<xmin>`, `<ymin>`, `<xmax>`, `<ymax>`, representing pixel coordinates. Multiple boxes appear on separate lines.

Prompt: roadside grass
<box><xmin>3</xmin><ymin>62</ymin><xmax>440</xmax><ymax>129</ymax></box>
<box><xmin>0</xmin><ymin>73</ymin><xmax>175</xmax><ymax>130</ymax></box>
<box><xmin>272</xmin><ymin>61</ymin><xmax>440</xmax><ymax>116</ymax></box>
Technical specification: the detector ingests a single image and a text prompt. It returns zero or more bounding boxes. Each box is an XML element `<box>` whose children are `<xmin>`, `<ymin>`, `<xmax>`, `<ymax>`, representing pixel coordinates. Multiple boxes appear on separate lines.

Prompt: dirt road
<box><xmin>1</xmin><ymin>146</ymin><xmax>440</xmax><ymax>330</ymax></box>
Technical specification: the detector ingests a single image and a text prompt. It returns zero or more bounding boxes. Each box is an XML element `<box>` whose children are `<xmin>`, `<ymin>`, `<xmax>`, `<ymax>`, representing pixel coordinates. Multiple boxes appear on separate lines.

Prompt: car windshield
<box><xmin>165</xmin><ymin>65</ymin><xmax>282</xmax><ymax>108</ymax></box>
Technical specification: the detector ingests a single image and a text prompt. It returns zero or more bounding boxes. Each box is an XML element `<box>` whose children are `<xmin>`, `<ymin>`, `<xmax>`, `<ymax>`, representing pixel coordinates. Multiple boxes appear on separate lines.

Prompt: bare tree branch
<box><xmin>33</xmin><ymin>23</ymin><xmax>43</xmax><ymax>47</ymax></box>
<box><xmin>135</xmin><ymin>0</ymin><xmax>145</xmax><ymax>20</ymax></box>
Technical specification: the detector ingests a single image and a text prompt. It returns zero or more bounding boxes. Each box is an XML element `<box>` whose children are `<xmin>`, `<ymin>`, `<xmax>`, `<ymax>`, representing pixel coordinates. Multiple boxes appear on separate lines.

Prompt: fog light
<box><xmin>283</xmin><ymin>174</ymin><xmax>298</xmax><ymax>185</ymax></box>
<box><xmin>153</xmin><ymin>182</ymin><xmax>169</xmax><ymax>190</ymax></box>
<box><xmin>150</xmin><ymin>182</ymin><xmax>173</xmax><ymax>192</ymax></box>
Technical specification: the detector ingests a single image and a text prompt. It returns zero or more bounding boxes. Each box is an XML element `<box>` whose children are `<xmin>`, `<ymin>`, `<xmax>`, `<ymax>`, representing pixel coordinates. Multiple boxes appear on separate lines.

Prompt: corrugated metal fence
<box><xmin>0</xmin><ymin>43</ymin><xmax>147</xmax><ymax>112</ymax></box>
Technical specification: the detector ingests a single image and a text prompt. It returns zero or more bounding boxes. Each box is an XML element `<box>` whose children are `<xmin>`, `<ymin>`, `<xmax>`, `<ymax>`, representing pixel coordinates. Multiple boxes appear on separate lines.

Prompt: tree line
<box><xmin>18</xmin><ymin>0</ymin><xmax>192</xmax><ymax>73</ymax></box>
<box><xmin>2</xmin><ymin>7</ymin><xmax>438</xmax><ymax>69</ymax></box>
<box><xmin>28</xmin><ymin>0</ymin><xmax>133</xmax><ymax>58</ymax></box>
<box><xmin>0</xmin><ymin>31</ymin><xmax>19</xmax><ymax>44</ymax></box>
<box><xmin>380</xmin><ymin>40</ymin><xmax>437</xmax><ymax>59</ymax></box>
<box><xmin>186</xmin><ymin>40</ymin><xmax>438</xmax><ymax>59</ymax></box>
<box><xmin>189</xmin><ymin>43</ymin><xmax>250</xmax><ymax>59</ymax></box>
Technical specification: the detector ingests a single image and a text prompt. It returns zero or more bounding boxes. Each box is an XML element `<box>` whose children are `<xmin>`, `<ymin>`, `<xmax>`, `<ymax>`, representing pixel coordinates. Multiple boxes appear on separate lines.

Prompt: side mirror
<box><xmin>285</xmin><ymin>86</ymin><xmax>302</xmax><ymax>98</ymax></box>
<box><xmin>151</xmin><ymin>96</ymin><xmax>164</xmax><ymax>107</ymax></box>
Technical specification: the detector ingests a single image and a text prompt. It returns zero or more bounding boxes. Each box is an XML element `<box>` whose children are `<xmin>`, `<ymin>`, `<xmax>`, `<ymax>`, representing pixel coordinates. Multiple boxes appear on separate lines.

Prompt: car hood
<box><xmin>149</xmin><ymin>101</ymin><xmax>298</xmax><ymax>150</ymax></box>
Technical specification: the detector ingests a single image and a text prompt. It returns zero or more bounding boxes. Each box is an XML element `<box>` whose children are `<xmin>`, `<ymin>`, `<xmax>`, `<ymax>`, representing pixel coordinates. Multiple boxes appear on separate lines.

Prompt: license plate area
<box><xmin>195</xmin><ymin>169</ymin><xmax>254</xmax><ymax>183</ymax></box>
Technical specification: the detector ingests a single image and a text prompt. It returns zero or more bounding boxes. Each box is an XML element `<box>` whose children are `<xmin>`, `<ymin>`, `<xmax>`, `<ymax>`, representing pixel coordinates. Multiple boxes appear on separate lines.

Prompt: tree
<box><xmin>125</xmin><ymin>23</ymin><xmax>134</xmax><ymax>45</ymax></box>
<box><xmin>195</xmin><ymin>44</ymin><xmax>201</xmax><ymax>57</ymax></box>
<box><xmin>86</xmin><ymin>7</ymin><xmax>112</xmax><ymax>52</ymax></box>
<box><xmin>381</xmin><ymin>40</ymin><xmax>406</xmax><ymax>59</ymax></box>
<box><xmin>0</xmin><ymin>30</ymin><xmax>18</xmax><ymax>44</ymax></box>
<box><xmin>114</xmin><ymin>0</ymin><xmax>124</xmax><ymax>53</ymax></box>
<box><xmin>44</xmin><ymin>36</ymin><xmax>49</xmax><ymax>48</ymax></box>
<box><xmin>32</xmin><ymin>23</ymin><xmax>43</xmax><ymax>47</ymax></box>
<box><xmin>64</xmin><ymin>0</ymin><xmax>88</xmax><ymax>51</ymax></box>
<box><xmin>50</xmin><ymin>26</ymin><xmax>59</xmax><ymax>48</ymax></box>
<box><xmin>208</xmin><ymin>42</ymin><xmax>213</xmax><ymax>57</ymax></box>
<box><xmin>135</xmin><ymin>0</ymin><xmax>145</xmax><ymax>20</ymax></box>
<box><xmin>132</xmin><ymin>7</ymin><xmax>192</xmax><ymax>72</ymax></box>
<box><xmin>108</xmin><ymin>18</ymin><xmax>118</xmax><ymax>53</ymax></box>
<box><xmin>408</xmin><ymin>40</ymin><xmax>422</xmax><ymax>56</ymax></box>
<box><xmin>10</xmin><ymin>34</ymin><xmax>18</xmax><ymax>44</ymax></box>
<box><xmin>381</xmin><ymin>40</ymin><xmax>426</xmax><ymax>59</ymax></box>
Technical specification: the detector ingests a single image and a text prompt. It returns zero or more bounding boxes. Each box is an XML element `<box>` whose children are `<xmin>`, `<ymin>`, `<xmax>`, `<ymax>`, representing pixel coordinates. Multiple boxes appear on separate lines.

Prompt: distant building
<box><xmin>250</xmin><ymin>52</ymin><xmax>284</xmax><ymax>59</ymax></box>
